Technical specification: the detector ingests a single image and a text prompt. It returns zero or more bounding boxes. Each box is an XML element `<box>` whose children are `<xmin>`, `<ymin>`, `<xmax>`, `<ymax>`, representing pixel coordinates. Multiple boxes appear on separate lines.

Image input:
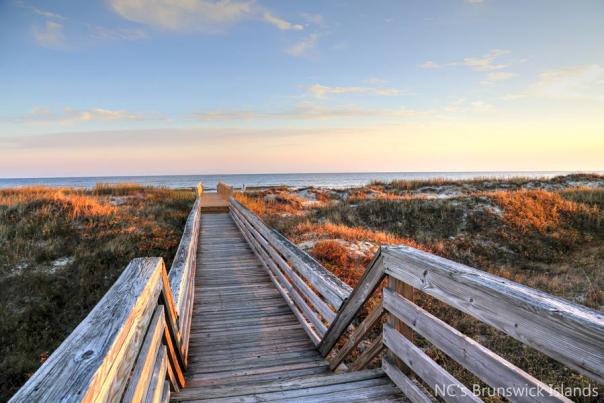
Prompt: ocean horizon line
<box><xmin>1</xmin><ymin>170</ymin><xmax>602</xmax><ymax>190</ymax></box>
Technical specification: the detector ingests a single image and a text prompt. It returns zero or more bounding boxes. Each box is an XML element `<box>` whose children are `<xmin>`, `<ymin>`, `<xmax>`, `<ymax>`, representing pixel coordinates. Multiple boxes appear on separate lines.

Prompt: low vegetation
<box><xmin>237</xmin><ymin>174</ymin><xmax>604</xmax><ymax>401</ymax></box>
<box><xmin>0</xmin><ymin>184</ymin><xmax>195</xmax><ymax>400</ymax></box>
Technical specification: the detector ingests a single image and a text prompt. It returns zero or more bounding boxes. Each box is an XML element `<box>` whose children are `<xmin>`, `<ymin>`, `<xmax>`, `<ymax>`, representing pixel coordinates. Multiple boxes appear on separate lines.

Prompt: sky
<box><xmin>0</xmin><ymin>0</ymin><xmax>603</xmax><ymax>177</ymax></box>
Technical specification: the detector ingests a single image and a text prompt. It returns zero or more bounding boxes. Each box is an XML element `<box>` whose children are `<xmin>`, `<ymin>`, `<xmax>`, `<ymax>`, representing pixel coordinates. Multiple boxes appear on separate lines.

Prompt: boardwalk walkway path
<box><xmin>171</xmin><ymin>213</ymin><xmax>405</xmax><ymax>402</ymax></box>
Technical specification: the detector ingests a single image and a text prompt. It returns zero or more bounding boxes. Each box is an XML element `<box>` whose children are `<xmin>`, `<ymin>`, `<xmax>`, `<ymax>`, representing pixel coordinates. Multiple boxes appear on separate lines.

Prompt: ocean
<box><xmin>0</xmin><ymin>171</ymin><xmax>599</xmax><ymax>190</ymax></box>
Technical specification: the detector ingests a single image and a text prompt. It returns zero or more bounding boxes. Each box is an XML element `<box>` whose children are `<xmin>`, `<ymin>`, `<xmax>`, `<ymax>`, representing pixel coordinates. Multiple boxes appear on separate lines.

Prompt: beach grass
<box><xmin>0</xmin><ymin>184</ymin><xmax>195</xmax><ymax>400</ymax></box>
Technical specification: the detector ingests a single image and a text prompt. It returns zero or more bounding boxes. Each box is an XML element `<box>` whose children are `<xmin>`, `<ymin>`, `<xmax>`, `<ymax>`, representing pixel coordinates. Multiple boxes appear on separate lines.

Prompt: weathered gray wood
<box><xmin>318</xmin><ymin>250</ymin><xmax>386</xmax><ymax>356</ymax></box>
<box><xmin>144</xmin><ymin>345</ymin><xmax>167</xmax><ymax>403</ymax></box>
<box><xmin>349</xmin><ymin>334</ymin><xmax>384</xmax><ymax>371</ymax></box>
<box><xmin>231</xmin><ymin>199</ymin><xmax>351</xmax><ymax>308</ymax></box>
<box><xmin>382</xmin><ymin>356</ymin><xmax>435</xmax><ymax>403</ymax></box>
<box><xmin>168</xmin><ymin>196</ymin><xmax>201</xmax><ymax>321</ymax></box>
<box><xmin>384</xmin><ymin>288</ymin><xmax>569</xmax><ymax>402</ymax></box>
<box><xmin>11</xmin><ymin>258</ymin><xmax>164</xmax><ymax>402</ymax></box>
<box><xmin>231</xmin><ymin>206</ymin><xmax>336</xmax><ymax>323</ymax></box>
<box><xmin>329</xmin><ymin>301</ymin><xmax>384</xmax><ymax>370</ymax></box>
<box><xmin>122</xmin><ymin>305</ymin><xmax>166</xmax><ymax>402</ymax></box>
<box><xmin>217</xmin><ymin>181</ymin><xmax>234</xmax><ymax>198</ymax></box>
<box><xmin>233</xmin><ymin>212</ymin><xmax>322</xmax><ymax>344</ymax></box>
<box><xmin>384</xmin><ymin>324</ymin><xmax>482</xmax><ymax>403</ymax></box>
<box><xmin>161</xmin><ymin>380</ymin><xmax>170</xmax><ymax>403</ymax></box>
<box><xmin>172</xmin><ymin>368</ymin><xmax>386</xmax><ymax>400</ymax></box>
<box><xmin>383</xmin><ymin>245</ymin><xmax>604</xmax><ymax>384</ymax></box>
<box><xmin>232</xmin><ymin>208</ymin><xmax>329</xmax><ymax>335</ymax></box>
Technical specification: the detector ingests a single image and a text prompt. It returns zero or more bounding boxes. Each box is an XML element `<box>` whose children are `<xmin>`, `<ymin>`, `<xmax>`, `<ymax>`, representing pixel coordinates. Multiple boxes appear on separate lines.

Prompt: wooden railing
<box><xmin>217</xmin><ymin>181</ymin><xmax>233</xmax><ymax>198</ymax></box>
<box><xmin>229</xmin><ymin>191</ymin><xmax>603</xmax><ymax>401</ymax></box>
<box><xmin>230</xmin><ymin>198</ymin><xmax>353</xmax><ymax>344</ymax></box>
<box><xmin>319</xmin><ymin>246</ymin><xmax>604</xmax><ymax>402</ymax></box>
<box><xmin>11</xmin><ymin>189</ymin><xmax>202</xmax><ymax>402</ymax></box>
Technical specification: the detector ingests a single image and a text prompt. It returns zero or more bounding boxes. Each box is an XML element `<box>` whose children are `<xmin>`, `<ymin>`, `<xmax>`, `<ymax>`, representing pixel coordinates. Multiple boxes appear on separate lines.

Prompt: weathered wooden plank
<box><xmin>383</xmin><ymin>245</ymin><xmax>604</xmax><ymax>384</ymax></box>
<box><xmin>161</xmin><ymin>380</ymin><xmax>170</xmax><ymax>403</ymax></box>
<box><xmin>185</xmin><ymin>377</ymin><xmax>393</xmax><ymax>402</ymax></box>
<box><xmin>384</xmin><ymin>287</ymin><xmax>570</xmax><ymax>402</ymax></box>
<box><xmin>384</xmin><ymin>324</ymin><xmax>482</xmax><ymax>403</ymax></box>
<box><xmin>231</xmin><ymin>199</ymin><xmax>351</xmax><ymax>307</ymax></box>
<box><xmin>234</xmin><ymin>210</ymin><xmax>328</xmax><ymax>335</ymax></box>
<box><xmin>172</xmin><ymin>368</ymin><xmax>386</xmax><ymax>400</ymax></box>
<box><xmin>168</xmin><ymin>197</ymin><xmax>200</xmax><ymax>320</ymax></box>
<box><xmin>217</xmin><ymin>182</ymin><xmax>234</xmax><ymax>198</ymax></box>
<box><xmin>388</xmin><ymin>276</ymin><xmax>414</xmax><ymax>373</ymax></box>
<box><xmin>382</xmin><ymin>356</ymin><xmax>435</xmax><ymax>403</ymax></box>
<box><xmin>349</xmin><ymin>334</ymin><xmax>384</xmax><ymax>371</ymax></box>
<box><xmin>234</xmin><ymin>216</ymin><xmax>322</xmax><ymax>345</ymax></box>
<box><xmin>144</xmin><ymin>345</ymin><xmax>167</xmax><ymax>403</ymax></box>
<box><xmin>122</xmin><ymin>306</ymin><xmax>166</xmax><ymax>402</ymax></box>
<box><xmin>318</xmin><ymin>250</ymin><xmax>385</xmax><ymax>356</ymax></box>
<box><xmin>231</xmin><ymin>206</ymin><xmax>336</xmax><ymax>323</ymax></box>
<box><xmin>329</xmin><ymin>301</ymin><xmax>384</xmax><ymax>370</ymax></box>
<box><xmin>10</xmin><ymin>258</ymin><xmax>164</xmax><ymax>402</ymax></box>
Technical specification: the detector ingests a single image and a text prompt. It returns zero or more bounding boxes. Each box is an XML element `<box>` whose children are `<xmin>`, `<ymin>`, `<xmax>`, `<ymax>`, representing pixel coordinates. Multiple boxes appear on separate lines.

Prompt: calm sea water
<box><xmin>0</xmin><ymin>171</ymin><xmax>599</xmax><ymax>190</ymax></box>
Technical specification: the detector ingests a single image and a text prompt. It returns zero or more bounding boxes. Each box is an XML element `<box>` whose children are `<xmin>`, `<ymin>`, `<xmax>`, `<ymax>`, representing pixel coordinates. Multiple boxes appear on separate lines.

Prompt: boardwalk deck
<box><xmin>172</xmin><ymin>213</ymin><xmax>406</xmax><ymax>402</ymax></box>
<box><xmin>199</xmin><ymin>192</ymin><xmax>230</xmax><ymax>212</ymax></box>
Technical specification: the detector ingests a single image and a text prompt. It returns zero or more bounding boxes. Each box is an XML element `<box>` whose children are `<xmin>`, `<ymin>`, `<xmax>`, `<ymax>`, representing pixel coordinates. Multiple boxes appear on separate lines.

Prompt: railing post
<box><xmin>387</xmin><ymin>275</ymin><xmax>415</xmax><ymax>374</ymax></box>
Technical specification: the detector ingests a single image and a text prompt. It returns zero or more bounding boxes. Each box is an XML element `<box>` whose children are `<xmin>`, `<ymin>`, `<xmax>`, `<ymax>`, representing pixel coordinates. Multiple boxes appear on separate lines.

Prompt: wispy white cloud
<box><xmin>506</xmin><ymin>65</ymin><xmax>604</xmax><ymax>101</ymax></box>
<box><xmin>262</xmin><ymin>12</ymin><xmax>303</xmax><ymax>30</ymax></box>
<box><xmin>194</xmin><ymin>102</ymin><xmax>424</xmax><ymax>121</ymax></box>
<box><xmin>89</xmin><ymin>26</ymin><xmax>147</xmax><ymax>41</ymax></box>
<box><xmin>286</xmin><ymin>33</ymin><xmax>319</xmax><ymax>57</ymax></box>
<box><xmin>109</xmin><ymin>0</ymin><xmax>303</xmax><ymax>33</ymax></box>
<box><xmin>19</xmin><ymin>107</ymin><xmax>148</xmax><ymax>124</ymax></box>
<box><xmin>483</xmin><ymin>71</ymin><xmax>517</xmax><ymax>82</ymax></box>
<box><xmin>421</xmin><ymin>49</ymin><xmax>510</xmax><ymax>71</ymax></box>
<box><xmin>462</xmin><ymin>49</ymin><xmax>510</xmax><ymax>71</ymax></box>
<box><xmin>33</xmin><ymin>21</ymin><xmax>66</xmax><ymax>48</ymax></box>
<box><xmin>465</xmin><ymin>0</ymin><xmax>485</xmax><ymax>4</ymax></box>
<box><xmin>307</xmin><ymin>84</ymin><xmax>400</xmax><ymax>98</ymax></box>
<box><xmin>16</xmin><ymin>1</ymin><xmax>65</xmax><ymax>20</ymax></box>
<box><xmin>419</xmin><ymin>60</ymin><xmax>441</xmax><ymax>69</ymax></box>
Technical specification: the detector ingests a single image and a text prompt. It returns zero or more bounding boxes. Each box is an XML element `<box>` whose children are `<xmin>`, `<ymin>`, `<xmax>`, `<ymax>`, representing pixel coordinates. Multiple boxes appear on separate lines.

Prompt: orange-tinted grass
<box><xmin>291</xmin><ymin>221</ymin><xmax>423</xmax><ymax>248</ymax></box>
<box><xmin>489</xmin><ymin>189</ymin><xmax>598</xmax><ymax>234</ymax></box>
<box><xmin>0</xmin><ymin>187</ymin><xmax>115</xmax><ymax>218</ymax></box>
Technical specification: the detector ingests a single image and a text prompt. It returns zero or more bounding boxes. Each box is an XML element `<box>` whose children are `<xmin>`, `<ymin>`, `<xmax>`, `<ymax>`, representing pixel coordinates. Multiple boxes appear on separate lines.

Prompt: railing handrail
<box><xmin>10</xmin><ymin>258</ymin><xmax>184</xmax><ymax>402</ymax></box>
<box><xmin>11</xmin><ymin>185</ymin><xmax>203</xmax><ymax>402</ymax></box>
<box><xmin>217</xmin><ymin>182</ymin><xmax>234</xmax><ymax>198</ymax></box>
<box><xmin>312</xmin><ymin>244</ymin><xmax>603</xmax><ymax>401</ymax></box>
<box><xmin>382</xmin><ymin>245</ymin><xmax>604</xmax><ymax>384</ymax></box>
<box><xmin>230</xmin><ymin>198</ymin><xmax>352</xmax><ymax>306</ymax></box>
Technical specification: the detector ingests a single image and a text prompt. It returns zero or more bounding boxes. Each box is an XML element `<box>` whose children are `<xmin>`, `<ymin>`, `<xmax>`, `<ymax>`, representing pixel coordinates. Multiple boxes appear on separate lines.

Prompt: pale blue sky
<box><xmin>1</xmin><ymin>0</ymin><xmax>603</xmax><ymax>177</ymax></box>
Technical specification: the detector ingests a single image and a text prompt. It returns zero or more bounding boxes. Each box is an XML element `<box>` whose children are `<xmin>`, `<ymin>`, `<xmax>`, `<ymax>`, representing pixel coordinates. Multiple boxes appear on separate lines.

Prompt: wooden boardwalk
<box><xmin>13</xmin><ymin>185</ymin><xmax>603</xmax><ymax>402</ymax></box>
<box><xmin>199</xmin><ymin>192</ymin><xmax>229</xmax><ymax>212</ymax></box>
<box><xmin>172</xmin><ymin>213</ymin><xmax>405</xmax><ymax>402</ymax></box>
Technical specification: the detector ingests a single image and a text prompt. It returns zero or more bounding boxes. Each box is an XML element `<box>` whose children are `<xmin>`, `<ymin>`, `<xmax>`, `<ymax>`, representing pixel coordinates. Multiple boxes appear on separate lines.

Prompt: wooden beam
<box><xmin>10</xmin><ymin>258</ymin><xmax>164</xmax><ymax>402</ymax></box>
<box><xmin>122</xmin><ymin>306</ymin><xmax>166</xmax><ymax>402</ymax></box>
<box><xmin>318</xmin><ymin>250</ymin><xmax>385</xmax><ymax>356</ymax></box>
<box><xmin>231</xmin><ymin>207</ymin><xmax>336</xmax><ymax>324</ymax></box>
<box><xmin>349</xmin><ymin>334</ymin><xmax>384</xmax><ymax>371</ymax></box>
<box><xmin>231</xmin><ymin>199</ymin><xmax>351</xmax><ymax>308</ymax></box>
<box><xmin>384</xmin><ymin>288</ymin><xmax>570</xmax><ymax>403</ymax></box>
<box><xmin>382</xmin><ymin>356</ymin><xmax>435</xmax><ymax>403</ymax></box>
<box><xmin>329</xmin><ymin>301</ymin><xmax>384</xmax><ymax>370</ymax></box>
<box><xmin>384</xmin><ymin>324</ymin><xmax>481</xmax><ymax>403</ymax></box>
<box><xmin>383</xmin><ymin>246</ymin><xmax>604</xmax><ymax>384</ymax></box>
